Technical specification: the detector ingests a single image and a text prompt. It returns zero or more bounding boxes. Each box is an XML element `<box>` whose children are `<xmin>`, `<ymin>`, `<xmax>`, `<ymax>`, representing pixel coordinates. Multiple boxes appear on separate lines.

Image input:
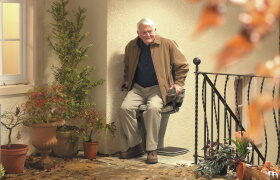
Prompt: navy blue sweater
<box><xmin>134</xmin><ymin>39</ymin><xmax>158</xmax><ymax>87</ymax></box>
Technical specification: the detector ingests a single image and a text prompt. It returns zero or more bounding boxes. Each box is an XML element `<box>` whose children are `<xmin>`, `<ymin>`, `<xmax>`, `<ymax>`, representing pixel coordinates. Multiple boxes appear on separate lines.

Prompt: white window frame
<box><xmin>0</xmin><ymin>0</ymin><xmax>26</xmax><ymax>85</ymax></box>
<box><xmin>235</xmin><ymin>76</ymin><xmax>259</xmax><ymax>130</ymax></box>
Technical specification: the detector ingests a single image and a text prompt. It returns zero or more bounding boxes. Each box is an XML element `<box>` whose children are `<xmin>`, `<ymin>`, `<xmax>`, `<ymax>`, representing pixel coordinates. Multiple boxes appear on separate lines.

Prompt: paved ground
<box><xmin>3</xmin><ymin>153</ymin><xmax>235</xmax><ymax>180</ymax></box>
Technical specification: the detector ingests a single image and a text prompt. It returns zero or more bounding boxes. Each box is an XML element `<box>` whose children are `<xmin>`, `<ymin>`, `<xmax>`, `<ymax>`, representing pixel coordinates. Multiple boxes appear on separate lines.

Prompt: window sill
<box><xmin>0</xmin><ymin>84</ymin><xmax>34</xmax><ymax>96</ymax></box>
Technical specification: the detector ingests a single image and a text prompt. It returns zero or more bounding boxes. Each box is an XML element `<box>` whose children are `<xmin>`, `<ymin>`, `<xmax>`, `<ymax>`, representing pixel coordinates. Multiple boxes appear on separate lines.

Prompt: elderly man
<box><xmin>119</xmin><ymin>18</ymin><xmax>189</xmax><ymax>164</ymax></box>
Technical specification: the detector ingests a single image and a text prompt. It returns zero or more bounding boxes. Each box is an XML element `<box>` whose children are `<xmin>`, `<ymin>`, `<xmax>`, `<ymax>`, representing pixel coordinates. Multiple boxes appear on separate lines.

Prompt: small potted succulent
<box><xmin>23</xmin><ymin>84</ymin><xmax>67</xmax><ymax>169</ymax></box>
<box><xmin>78</xmin><ymin>108</ymin><xmax>115</xmax><ymax>159</ymax></box>
<box><xmin>229</xmin><ymin>131</ymin><xmax>250</xmax><ymax>179</ymax></box>
<box><xmin>228</xmin><ymin>131</ymin><xmax>250</xmax><ymax>161</ymax></box>
<box><xmin>0</xmin><ymin>106</ymin><xmax>28</xmax><ymax>174</ymax></box>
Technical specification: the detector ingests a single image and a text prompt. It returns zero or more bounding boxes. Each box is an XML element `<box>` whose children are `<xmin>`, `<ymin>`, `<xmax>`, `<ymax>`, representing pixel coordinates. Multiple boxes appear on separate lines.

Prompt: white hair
<box><xmin>137</xmin><ymin>18</ymin><xmax>156</xmax><ymax>31</ymax></box>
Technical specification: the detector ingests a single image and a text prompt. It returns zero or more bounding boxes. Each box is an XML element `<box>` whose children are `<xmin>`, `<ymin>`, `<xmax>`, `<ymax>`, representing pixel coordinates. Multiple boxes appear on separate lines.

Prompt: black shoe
<box><xmin>119</xmin><ymin>144</ymin><xmax>144</xmax><ymax>159</ymax></box>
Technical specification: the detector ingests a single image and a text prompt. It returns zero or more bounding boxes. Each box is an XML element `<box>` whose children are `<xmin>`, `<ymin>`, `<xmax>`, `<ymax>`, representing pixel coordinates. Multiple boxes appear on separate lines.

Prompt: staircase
<box><xmin>193</xmin><ymin>58</ymin><xmax>280</xmax><ymax>165</ymax></box>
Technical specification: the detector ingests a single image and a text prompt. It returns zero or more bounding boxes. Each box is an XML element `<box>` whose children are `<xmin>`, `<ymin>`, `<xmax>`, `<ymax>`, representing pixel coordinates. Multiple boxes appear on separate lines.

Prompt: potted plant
<box><xmin>228</xmin><ymin>131</ymin><xmax>250</xmax><ymax>161</ymax></box>
<box><xmin>0</xmin><ymin>106</ymin><xmax>28</xmax><ymax>174</ymax></box>
<box><xmin>78</xmin><ymin>108</ymin><xmax>115</xmax><ymax>159</ymax></box>
<box><xmin>194</xmin><ymin>142</ymin><xmax>236</xmax><ymax>178</ymax></box>
<box><xmin>23</xmin><ymin>84</ymin><xmax>67</xmax><ymax>169</ymax></box>
<box><xmin>229</xmin><ymin>131</ymin><xmax>251</xmax><ymax>179</ymax></box>
<box><xmin>48</xmin><ymin>0</ymin><xmax>103</xmax><ymax>158</ymax></box>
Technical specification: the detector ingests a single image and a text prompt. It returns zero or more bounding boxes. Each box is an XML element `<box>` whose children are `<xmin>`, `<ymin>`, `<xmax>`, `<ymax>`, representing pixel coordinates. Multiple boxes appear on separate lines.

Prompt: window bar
<box><xmin>235</xmin><ymin>77</ymin><xmax>241</xmax><ymax>129</ymax></box>
<box><xmin>211</xmin><ymin>75</ymin><xmax>218</xmax><ymax>144</ymax></box>
<box><xmin>212</xmin><ymin>76</ymin><xmax>220</xmax><ymax>144</ymax></box>
<box><xmin>213</xmin><ymin>91</ymin><xmax>219</xmax><ymax>144</ymax></box>
<box><xmin>229</xmin><ymin>105</ymin><xmax>232</xmax><ymax>144</ymax></box>
<box><xmin>272</xmin><ymin>83</ymin><xmax>280</xmax><ymax>164</ymax></box>
<box><xmin>223</xmin><ymin>75</ymin><xmax>229</xmax><ymax>144</ymax></box>
<box><xmin>260</xmin><ymin>77</ymin><xmax>268</xmax><ymax>164</ymax></box>
<box><xmin>202</xmin><ymin>77</ymin><xmax>207</xmax><ymax>156</ymax></box>
<box><xmin>217</xmin><ymin>98</ymin><xmax>220</xmax><ymax>145</ymax></box>
<box><xmin>205</xmin><ymin>80</ymin><xmax>209</xmax><ymax>153</ymax></box>
<box><xmin>211</xmin><ymin>83</ymin><xmax>214</xmax><ymax>145</ymax></box>
<box><xmin>226</xmin><ymin>77</ymin><xmax>231</xmax><ymax>142</ymax></box>
<box><xmin>229</xmin><ymin>116</ymin><xmax>232</xmax><ymax>144</ymax></box>
<box><xmin>224</xmin><ymin>110</ymin><xmax>227</xmax><ymax>144</ymax></box>
<box><xmin>247</xmin><ymin>77</ymin><xmax>253</xmax><ymax>105</ymax></box>
<box><xmin>232</xmin><ymin>77</ymin><xmax>241</xmax><ymax>139</ymax></box>
<box><xmin>247</xmin><ymin>77</ymin><xmax>255</xmax><ymax>164</ymax></box>
<box><xmin>193</xmin><ymin>58</ymin><xmax>201</xmax><ymax>164</ymax></box>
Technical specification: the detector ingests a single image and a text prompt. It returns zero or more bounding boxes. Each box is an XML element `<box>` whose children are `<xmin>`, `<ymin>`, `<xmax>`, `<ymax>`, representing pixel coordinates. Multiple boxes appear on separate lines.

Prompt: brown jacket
<box><xmin>123</xmin><ymin>35</ymin><xmax>189</xmax><ymax>105</ymax></box>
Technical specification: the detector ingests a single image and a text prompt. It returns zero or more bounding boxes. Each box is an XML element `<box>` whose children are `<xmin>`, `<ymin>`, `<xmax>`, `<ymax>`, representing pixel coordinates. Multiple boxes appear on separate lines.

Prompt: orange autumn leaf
<box><xmin>240</xmin><ymin>10</ymin><xmax>275</xmax><ymax>39</ymax></box>
<box><xmin>215</xmin><ymin>34</ymin><xmax>254</xmax><ymax>70</ymax></box>
<box><xmin>249</xmin><ymin>11</ymin><xmax>266</xmax><ymax>27</ymax></box>
<box><xmin>246</xmin><ymin>93</ymin><xmax>280</xmax><ymax>144</ymax></box>
<box><xmin>213</xmin><ymin>0</ymin><xmax>279</xmax><ymax>70</ymax></box>
<box><xmin>193</xmin><ymin>4</ymin><xmax>225</xmax><ymax>37</ymax></box>
<box><xmin>255</xmin><ymin>55</ymin><xmax>280</xmax><ymax>78</ymax></box>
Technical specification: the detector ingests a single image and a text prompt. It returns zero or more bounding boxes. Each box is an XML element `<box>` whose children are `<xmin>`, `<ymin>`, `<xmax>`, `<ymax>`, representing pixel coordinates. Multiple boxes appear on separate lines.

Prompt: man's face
<box><xmin>137</xmin><ymin>24</ymin><xmax>156</xmax><ymax>45</ymax></box>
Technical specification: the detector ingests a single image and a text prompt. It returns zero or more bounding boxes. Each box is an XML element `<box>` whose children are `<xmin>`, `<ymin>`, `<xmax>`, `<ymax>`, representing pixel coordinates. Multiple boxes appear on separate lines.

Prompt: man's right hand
<box><xmin>121</xmin><ymin>81</ymin><xmax>128</xmax><ymax>91</ymax></box>
<box><xmin>170</xmin><ymin>84</ymin><xmax>183</xmax><ymax>94</ymax></box>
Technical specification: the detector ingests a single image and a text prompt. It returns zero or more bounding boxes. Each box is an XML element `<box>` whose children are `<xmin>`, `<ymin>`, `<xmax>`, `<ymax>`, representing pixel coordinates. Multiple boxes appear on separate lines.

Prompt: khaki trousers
<box><xmin>120</xmin><ymin>83</ymin><xmax>163</xmax><ymax>151</ymax></box>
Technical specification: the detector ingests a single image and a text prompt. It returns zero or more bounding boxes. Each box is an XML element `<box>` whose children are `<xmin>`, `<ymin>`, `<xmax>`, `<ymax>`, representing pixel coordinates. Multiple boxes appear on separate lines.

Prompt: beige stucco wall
<box><xmin>0</xmin><ymin>0</ymin><xmax>278</xmax><ymax>161</ymax></box>
<box><xmin>104</xmin><ymin>0</ymin><xmax>279</xmax><ymax>161</ymax></box>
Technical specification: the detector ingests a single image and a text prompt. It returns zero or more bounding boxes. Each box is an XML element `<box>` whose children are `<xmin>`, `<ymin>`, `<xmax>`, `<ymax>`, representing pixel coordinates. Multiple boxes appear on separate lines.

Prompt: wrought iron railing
<box><xmin>193</xmin><ymin>57</ymin><xmax>280</xmax><ymax>165</ymax></box>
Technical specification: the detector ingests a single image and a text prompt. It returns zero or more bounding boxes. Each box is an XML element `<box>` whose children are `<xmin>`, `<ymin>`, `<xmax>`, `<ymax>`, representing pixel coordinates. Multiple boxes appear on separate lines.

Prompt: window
<box><xmin>0</xmin><ymin>0</ymin><xmax>26</xmax><ymax>85</ymax></box>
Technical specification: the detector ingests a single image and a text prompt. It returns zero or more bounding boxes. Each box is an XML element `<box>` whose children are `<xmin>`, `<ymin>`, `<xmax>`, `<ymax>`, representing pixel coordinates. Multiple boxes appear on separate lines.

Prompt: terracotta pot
<box><xmin>236</xmin><ymin>162</ymin><xmax>247</xmax><ymax>180</ymax></box>
<box><xmin>83</xmin><ymin>141</ymin><xmax>98</xmax><ymax>159</ymax></box>
<box><xmin>29</xmin><ymin>120</ymin><xmax>64</xmax><ymax>170</ymax></box>
<box><xmin>52</xmin><ymin>130</ymin><xmax>79</xmax><ymax>157</ymax></box>
<box><xmin>0</xmin><ymin>144</ymin><xmax>28</xmax><ymax>174</ymax></box>
<box><xmin>244</xmin><ymin>165</ymin><xmax>270</xmax><ymax>179</ymax></box>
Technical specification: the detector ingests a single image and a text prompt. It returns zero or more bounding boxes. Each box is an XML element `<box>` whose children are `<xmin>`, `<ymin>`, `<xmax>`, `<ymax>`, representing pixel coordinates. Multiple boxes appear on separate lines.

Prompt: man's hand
<box><xmin>170</xmin><ymin>84</ymin><xmax>183</xmax><ymax>94</ymax></box>
<box><xmin>121</xmin><ymin>81</ymin><xmax>128</xmax><ymax>91</ymax></box>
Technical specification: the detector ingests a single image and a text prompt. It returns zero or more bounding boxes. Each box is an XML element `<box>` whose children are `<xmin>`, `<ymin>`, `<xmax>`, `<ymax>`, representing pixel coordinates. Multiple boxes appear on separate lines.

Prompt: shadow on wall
<box><xmin>105</xmin><ymin>52</ymin><xmax>128</xmax><ymax>153</ymax></box>
<box><xmin>109</xmin><ymin>52</ymin><xmax>126</xmax><ymax>106</ymax></box>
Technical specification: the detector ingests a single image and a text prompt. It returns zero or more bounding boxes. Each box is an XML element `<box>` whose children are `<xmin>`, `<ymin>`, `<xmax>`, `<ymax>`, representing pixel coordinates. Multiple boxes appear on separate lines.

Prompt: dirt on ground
<box><xmin>3</xmin><ymin>154</ymin><xmax>237</xmax><ymax>180</ymax></box>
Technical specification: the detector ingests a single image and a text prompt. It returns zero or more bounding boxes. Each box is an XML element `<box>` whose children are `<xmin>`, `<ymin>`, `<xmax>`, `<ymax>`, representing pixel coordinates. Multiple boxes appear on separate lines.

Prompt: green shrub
<box><xmin>48</xmin><ymin>0</ymin><xmax>103</xmax><ymax>124</ymax></box>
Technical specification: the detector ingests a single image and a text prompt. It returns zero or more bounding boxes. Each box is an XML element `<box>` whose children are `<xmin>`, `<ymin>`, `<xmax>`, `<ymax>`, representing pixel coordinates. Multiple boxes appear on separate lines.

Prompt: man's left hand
<box><xmin>170</xmin><ymin>84</ymin><xmax>183</xmax><ymax>94</ymax></box>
